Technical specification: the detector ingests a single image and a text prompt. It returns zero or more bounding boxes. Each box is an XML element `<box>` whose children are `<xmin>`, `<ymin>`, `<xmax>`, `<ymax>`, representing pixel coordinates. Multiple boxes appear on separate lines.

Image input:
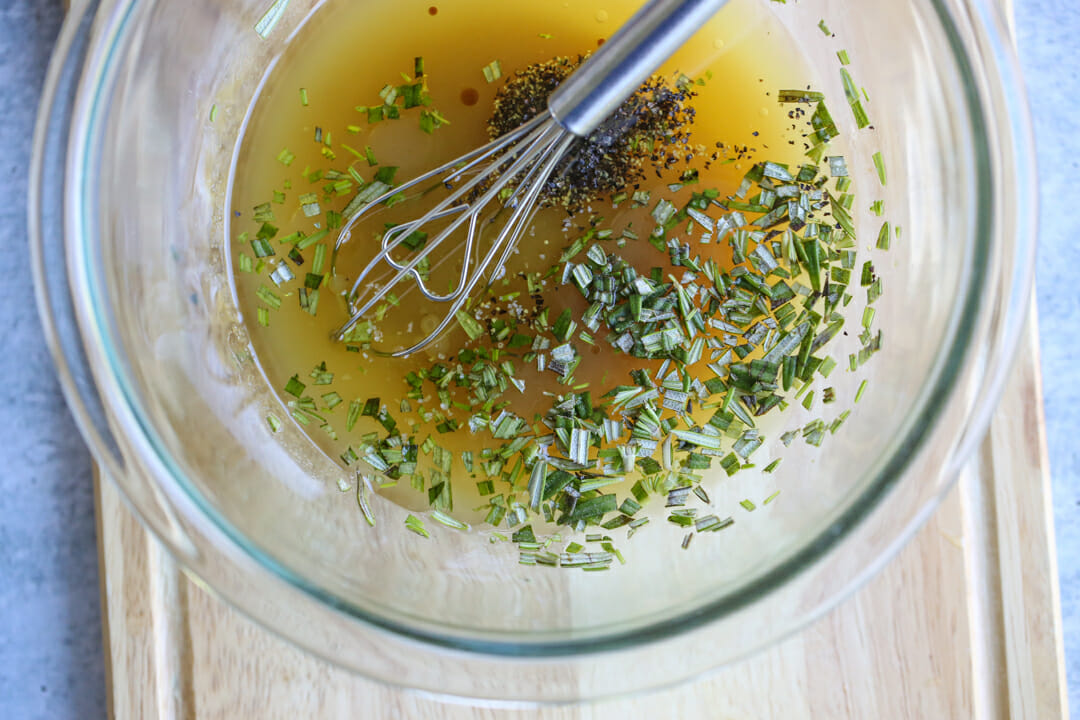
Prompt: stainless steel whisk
<box><xmin>335</xmin><ymin>0</ymin><xmax>728</xmax><ymax>356</ymax></box>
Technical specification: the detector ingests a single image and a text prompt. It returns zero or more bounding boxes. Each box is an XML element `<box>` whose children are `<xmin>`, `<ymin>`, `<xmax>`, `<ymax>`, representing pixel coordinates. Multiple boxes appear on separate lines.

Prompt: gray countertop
<box><xmin>0</xmin><ymin>0</ymin><xmax>1076</xmax><ymax>717</ymax></box>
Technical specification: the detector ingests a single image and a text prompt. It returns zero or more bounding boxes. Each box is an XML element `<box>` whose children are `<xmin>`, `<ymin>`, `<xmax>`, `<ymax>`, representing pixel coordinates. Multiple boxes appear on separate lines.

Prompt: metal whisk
<box><xmin>335</xmin><ymin>0</ymin><xmax>728</xmax><ymax>356</ymax></box>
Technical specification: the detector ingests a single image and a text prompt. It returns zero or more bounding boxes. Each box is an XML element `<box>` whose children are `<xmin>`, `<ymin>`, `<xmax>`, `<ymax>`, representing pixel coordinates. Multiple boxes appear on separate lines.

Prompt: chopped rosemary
<box><xmin>482</xmin><ymin>59</ymin><xmax>503</xmax><ymax>83</ymax></box>
<box><xmin>855</xmin><ymin>379</ymin><xmax>869</xmax><ymax>403</ymax></box>
<box><xmin>234</xmin><ymin>23</ymin><xmax>889</xmax><ymax>571</ymax></box>
<box><xmin>873</xmin><ymin>151</ymin><xmax>887</xmax><ymax>186</ymax></box>
<box><xmin>254</xmin><ymin>0</ymin><xmax>289</xmax><ymax>38</ymax></box>
<box><xmin>404</xmin><ymin>514</ymin><xmax>430</xmax><ymax>538</ymax></box>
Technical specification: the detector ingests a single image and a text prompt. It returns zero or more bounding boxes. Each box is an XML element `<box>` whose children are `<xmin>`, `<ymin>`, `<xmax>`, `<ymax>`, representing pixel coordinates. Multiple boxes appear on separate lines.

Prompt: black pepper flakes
<box><xmin>486</xmin><ymin>54</ymin><xmax>697</xmax><ymax>213</ymax></box>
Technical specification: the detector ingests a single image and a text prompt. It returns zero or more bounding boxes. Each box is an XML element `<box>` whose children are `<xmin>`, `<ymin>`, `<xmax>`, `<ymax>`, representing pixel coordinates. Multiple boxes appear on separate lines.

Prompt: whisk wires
<box><xmin>333</xmin><ymin>113</ymin><xmax>574</xmax><ymax>356</ymax></box>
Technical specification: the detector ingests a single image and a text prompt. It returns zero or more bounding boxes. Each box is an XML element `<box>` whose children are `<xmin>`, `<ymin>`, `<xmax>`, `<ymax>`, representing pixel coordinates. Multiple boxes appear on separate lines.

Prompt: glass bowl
<box><xmin>31</xmin><ymin>0</ymin><xmax>1034</xmax><ymax>704</ymax></box>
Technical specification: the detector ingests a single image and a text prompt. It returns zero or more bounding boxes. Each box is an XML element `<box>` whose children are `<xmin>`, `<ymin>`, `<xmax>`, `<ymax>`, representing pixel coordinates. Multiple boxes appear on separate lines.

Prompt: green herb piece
<box><xmin>404</xmin><ymin>514</ymin><xmax>430</xmax><ymax>538</ymax></box>
<box><xmin>482</xmin><ymin>60</ymin><xmax>503</xmax><ymax>83</ymax></box>
<box><xmin>818</xmin><ymin>19</ymin><xmax>832</xmax><ymax>35</ymax></box>
<box><xmin>431</xmin><ymin>510</ymin><xmax>469</xmax><ymax>531</ymax></box>
<box><xmin>566</xmin><ymin>494</ymin><xmax>617</xmax><ymax>523</ymax></box>
<box><xmin>297</xmin><ymin>228</ymin><xmax>329</xmax><ymax>250</ymax></box>
<box><xmin>299</xmin><ymin>88</ymin><xmax>309</xmax><ymax>106</ymax></box>
<box><xmin>255</xmin><ymin>286</ymin><xmax>281</xmax><ymax>309</ymax></box>
<box><xmin>720</xmin><ymin>453</ymin><xmax>741</xmax><ymax>476</ymax></box>
<box><xmin>855</xmin><ymin>379</ymin><xmax>869</xmax><ymax>403</ymax></box>
<box><xmin>254</xmin><ymin>0</ymin><xmax>289</xmax><ymax>38</ymax></box>
<box><xmin>671</xmin><ymin>430</ymin><xmax>722</xmax><ymax>450</ymax></box>
<box><xmin>345</xmin><ymin>400</ymin><xmax>362</xmax><ymax>432</ymax></box>
<box><xmin>839</xmin><ymin>68</ymin><xmax>871</xmax><ymax>129</ymax></box>
<box><xmin>778</xmin><ymin>89</ymin><xmax>826</xmax><ymax>104</ymax></box>
<box><xmin>339</xmin><ymin>143</ymin><xmax>365</xmax><ymax>162</ymax></box>
<box><xmin>849</xmin><ymin>100</ymin><xmax>870</xmax><ymax>129</ymax></box>
<box><xmin>873</xmin><ymin>151</ymin><xmax>887</xmax><ymax>185</ymax></box>
<box><xmin>652</xmin><ymin>198</ymin><xmax>677</xmax><ymax>225</ymax></box>
<box><xmin>310</xmin><ymin>244</ymin><xmax>327</xmax><ymax>275</ymax></box>
<box><xmin>360</xmin><ymin>398</ymin><xmax>380</xmax><ymax>418</ymax></box>
<box><xmin>356</xmin><ymin>478</ymin><xmax>376</xmax><ymax>526</ymax></box>
<box><xmin>455</xmin><ymin>310</ymin><xmax>485</xmax><ymax>340</ymax></box>
<box><xmin>308</xmin><ymin>363</ymin><xmax>333</xmax><ymax>386</ymax></box>
<box><xmin>299</xmin><ymin>192</ymin><xmax>321</xmax><ymax>217</ymax></box>
<box><xmin>284</xmin><ymin>375</ymin><xmax>305</xmax><ymax>398</ymax></box>
<box><xmin>298</xmin><ymin>288</ymin><xmax>319</xmax><ymax>315</ymax></box>
<box><xmin>250</xmin><ymin>237</ymin><xmax>274</xmax><ymax>258</ymax></box>
<box><xmin>876</xmin><ymin>221</ymin><xmax>891</xmax><ymax>250</ymax></box>
<box><xmin>694</xmin><ymin>515</ymin><xmax>732</xmax><ymax>533</ymax></box>
<box><xmin>867</xmin><ymin>277</ymin><xmax>883</xmax><ymax>305</ymax></box>
<box><xmin>419</xmin><ymin>109</ymin><xmax>450</xmax><ymax>134</ymax></box>
<box><xmin>358</xmin><ymin>145</ymin><xmax>378</xmax><ymax>168</ymax></box>
<box><xmin>552</xmin><ymin>309</ymin><xmax>575</xmax><ymax>343</ymax></box>
<box><xmin>373</xmin><ymin>166</ymin><xmax>399</xmax><ymax>185</ymax></box>
<box><xmin>668</xmin><ymin>513</ymin><xmax>694</xmax><ymax>528</ymax></box>
<box><xmin>266</xmin><ymin>413</ymin><xmax>281</xmax><ymax>433</ymax></box>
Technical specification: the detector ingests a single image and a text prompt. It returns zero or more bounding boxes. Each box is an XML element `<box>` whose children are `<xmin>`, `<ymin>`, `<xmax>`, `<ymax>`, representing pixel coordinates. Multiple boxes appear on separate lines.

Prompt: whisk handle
<box><xmin>547</xmin><ymin>0</ymin><xmax>728</xmax><ymax>137</ymax></box>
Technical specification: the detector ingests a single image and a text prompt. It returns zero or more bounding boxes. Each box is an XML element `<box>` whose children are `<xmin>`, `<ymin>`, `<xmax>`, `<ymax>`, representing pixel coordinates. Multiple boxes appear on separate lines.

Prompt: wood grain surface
<box><xmin>95</xmin><ymin>311</ymin><xmax>1068</xmax><ymax>719</ymax></box>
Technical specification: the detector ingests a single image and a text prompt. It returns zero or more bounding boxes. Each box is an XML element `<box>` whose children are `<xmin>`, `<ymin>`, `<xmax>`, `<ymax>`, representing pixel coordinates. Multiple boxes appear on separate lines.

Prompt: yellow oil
<box><xmin>229</xmin><ymin>0</ymin><xmax>819</xmax><ymax>522</ymax></box>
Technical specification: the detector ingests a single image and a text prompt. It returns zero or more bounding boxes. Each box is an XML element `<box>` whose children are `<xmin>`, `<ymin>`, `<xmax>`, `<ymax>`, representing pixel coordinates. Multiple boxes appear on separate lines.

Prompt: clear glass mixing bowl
<box><xmin>31</xmin><ymin>0</ymin><xmax>1034</xmax><ymax>703</ymax></box>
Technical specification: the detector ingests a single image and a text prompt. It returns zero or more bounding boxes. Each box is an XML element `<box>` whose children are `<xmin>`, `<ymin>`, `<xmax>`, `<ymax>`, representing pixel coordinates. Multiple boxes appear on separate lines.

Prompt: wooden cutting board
<box><xmin>79</xmin><ymin>0</ymin><xmax>1066</xmax><ymax>713</ymax></box>
<box><xmin>93</xmin><ymin>307</ymin><xmax>1068</xmax><ymax>719</ymax></box>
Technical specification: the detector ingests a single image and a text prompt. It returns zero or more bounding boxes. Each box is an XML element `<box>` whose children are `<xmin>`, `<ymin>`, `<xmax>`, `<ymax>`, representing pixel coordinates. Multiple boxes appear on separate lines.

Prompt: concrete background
<box><xmin>0</xmin><ymin>0</ymin><xmax>1075</xmax><ymax>717</ymax></box>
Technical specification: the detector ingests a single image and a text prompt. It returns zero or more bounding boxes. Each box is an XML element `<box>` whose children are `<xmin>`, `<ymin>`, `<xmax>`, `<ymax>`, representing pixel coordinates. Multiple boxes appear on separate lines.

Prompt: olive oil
<box><xmin>229</xmin><ymin>0</ymin><xmax>824</xmax><ymax>525</ymax></box>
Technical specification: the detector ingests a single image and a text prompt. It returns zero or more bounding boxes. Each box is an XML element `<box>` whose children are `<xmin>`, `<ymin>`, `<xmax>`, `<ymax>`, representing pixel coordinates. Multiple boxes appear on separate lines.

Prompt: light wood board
<box><xmin>81</xmin><ymin>0</ymin><xmax>1065</xmax><ymax>714</ymax></box>
<box><xmin>94</xmin><ymin>310</ymin><xmax>1068</xmax><ymax>719</ymax></box>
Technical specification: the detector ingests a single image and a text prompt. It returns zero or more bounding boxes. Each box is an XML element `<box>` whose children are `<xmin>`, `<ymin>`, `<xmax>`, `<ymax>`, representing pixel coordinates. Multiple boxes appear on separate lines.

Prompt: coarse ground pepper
<box><xmin>487</xmin><ymin>55</ymin><xmax>697</xmax><ymax>212</ymax></box>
